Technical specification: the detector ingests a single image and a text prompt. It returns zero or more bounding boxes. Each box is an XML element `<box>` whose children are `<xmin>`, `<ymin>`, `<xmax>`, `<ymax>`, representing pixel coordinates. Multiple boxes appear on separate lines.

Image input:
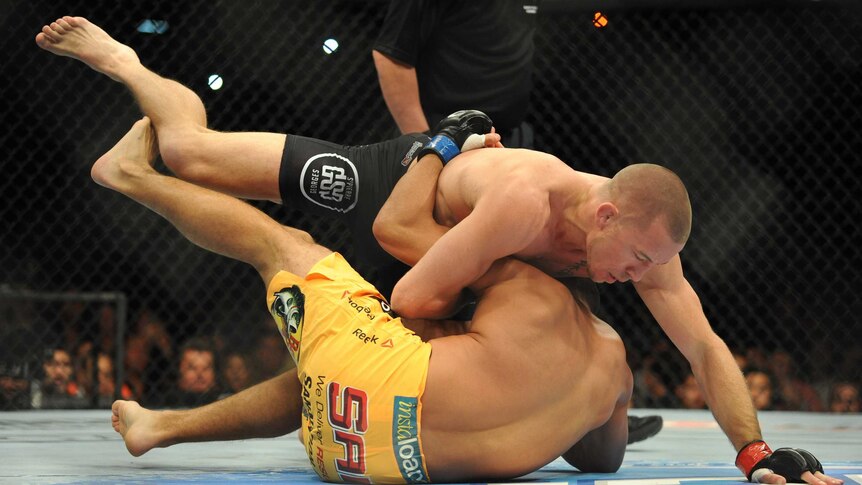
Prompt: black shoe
<box><xmin>627</xmin><ymin>414</ymin><xmax>663</xmax><ymax>444</ymax></box>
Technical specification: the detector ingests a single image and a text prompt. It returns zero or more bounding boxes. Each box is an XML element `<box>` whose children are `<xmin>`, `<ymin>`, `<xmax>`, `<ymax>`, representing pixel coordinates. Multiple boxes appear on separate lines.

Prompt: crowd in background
<box><xmin>631</xmin><ymin>339</ymin><xmax>860</xmax><ymax>413</ymax></box>
<box><xmin>0</xmin><ymin>300</ymin><xmax>292</xmax><ymax>410</ymax></box>
<box><xmin>1</xmin><ymin>299</ymin><xmax>859</xmax><ymax>413</ymax></box>
<box><xmin>1</xmin><ymin>1</ymin><xmax>859</xmax><ymax>415</ymax></box>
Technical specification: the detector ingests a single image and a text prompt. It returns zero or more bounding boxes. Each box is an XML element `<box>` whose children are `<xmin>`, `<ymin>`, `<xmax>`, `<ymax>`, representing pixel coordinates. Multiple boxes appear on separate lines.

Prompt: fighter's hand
<box><xmin>418</xmin><ymin>109</ymin><xmax>495</xmax><ymax>164</ymax></box>
<box><xmin>754</xmin><ymin>470</ymin><xmax>843</xmax><ymax>485</ymax></box>
<box><xmin>484</xmin><ymin>127</ymin><xmax>504</xmax><ymax>148</ymax></box>
<box><xmin>737</xmin><ymin>441</ymin><xmax>843</xmax><ymax>484</ymax></box>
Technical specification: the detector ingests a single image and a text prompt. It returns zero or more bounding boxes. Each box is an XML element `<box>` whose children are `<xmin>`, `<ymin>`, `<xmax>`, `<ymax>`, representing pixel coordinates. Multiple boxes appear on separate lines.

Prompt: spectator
<box><xmin>164</xmin><ymin>337</ymin><xmax>221</xmax><ymax>408</ymax></box>
<box><xmin>94</xmin><ymin>304</ymin><xmax>117</xmax><ymax>356</ymax></box>
<box><xmin>674</xmin><ymin>372</ymin><xmax>707</xmax><ymax>410</ymax></box>
<box><xmin>769</xmin><ymin>349</ymin><xmax>824</xmax><ymax>411</ymax></box>
<box><xmin>253</xmin><ymin>332</ymin><xmax>292</xmax><ymax>381</ymax></box>
<box><xmin>73</xmin><ymin>344</ymin><xmax>136</xmax><ymax>407</ymax></box>
<box><xmin>73</xmin><ymin>340</ymin><xmax>97</xmax><ymax>395</ymax></box>
<box><xmin>745</xmin><ymin>346</ymin><xmax>769</xmax><ymax>370</ymax></box>
<box><xmin>123</xmin><ymin>309</ymin><xmax>174</xmax><ymax>405</ymax></box>
<box><xmin>829</xmin><ymin>382</ymin><xmax>860</xmax><ymax>413</ymax></box>
<box><xmin>31</xmin><ymin>346</ymin><xmax>87</xmax><ymax>409</ymax></box>
<box><xmin>730</xmin><ymin>347</ymin><xmax>747</xmax><ymax>370</ymax></box>
<box><xmin>743</xmin><ymin>366</ymin><xmax>776</xmax><ymax>411</ymax></box>
<box><xmin>219</xmin><ymin>350</ymin><xmax>254</xmax><ymax>398</ymax></box>
<box><xmin>372</xmin><ymin>0</ymin><xmax>538</xmax><ymax>148</ymax></box>
<box><xmin>123</xmin><ymin>334</ymin><xmax>149</xmax><ymax>402</ymax></box>
<box><xmin>632</xmin><ymin>345</ymin><xmax>684</xmax><ymax>409</ymax></box>
<box><xmin>0</xmin><ymin>328</ymin><xmax>37</xmax><ymax>410</ymax></box>
<box><xmin>95</xmin><ymin>352</ymin><xmax>134</xmax><ymax>407</ymax></box>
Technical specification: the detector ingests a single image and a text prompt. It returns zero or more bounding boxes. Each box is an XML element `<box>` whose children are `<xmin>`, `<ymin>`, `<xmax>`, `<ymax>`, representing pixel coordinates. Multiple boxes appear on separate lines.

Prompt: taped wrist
<box><xmin>416</xmin><ymin>109</ymin><xmax>492</xmax><ymax>165</ymax></box>
<box><xmin>736</xmin><ymin>440</ymin><xmax>772</xmax><ymax>481</ymax></box>
<box><xmin>738</xmin><ymin>441</ymin><xmax>823</xmax><ymax>483</ymax></box>
<box><xmin>418</xmin><ymin>135</ymin><xmax>460</xmax><ymax>165</ymax></box>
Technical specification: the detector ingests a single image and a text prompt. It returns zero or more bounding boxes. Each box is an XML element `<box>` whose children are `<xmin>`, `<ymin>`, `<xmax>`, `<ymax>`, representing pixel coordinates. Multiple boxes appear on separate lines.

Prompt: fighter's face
<box><xmin>586</xmin><ymin>218</ymin><xmax>683</xmax><ymax>284</ymax></box>
<box><xmin>178</xmin><ymin>350</ymin><xmax>216</xmax><ymax>393</ymax></box>
<box><xmin>43</xmin><ymin>350</ymin><xmax>73</xmax><ymax>389</ymax></box>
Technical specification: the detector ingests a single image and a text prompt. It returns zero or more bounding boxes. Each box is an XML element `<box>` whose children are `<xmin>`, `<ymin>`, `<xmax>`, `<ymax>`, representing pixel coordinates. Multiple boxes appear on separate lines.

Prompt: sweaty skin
<box><xmin>94</xmin><ymin>118</ymin><xmax>631</xmax><ymax>482</ymax></box>
<box><xmin>433</xmin><ymin>148</ymin><xmax>602</xmax><ymax>276</ymax></box>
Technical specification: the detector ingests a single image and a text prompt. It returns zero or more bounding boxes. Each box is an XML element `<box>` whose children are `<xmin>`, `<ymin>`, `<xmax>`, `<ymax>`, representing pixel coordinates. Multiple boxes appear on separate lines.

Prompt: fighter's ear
<box><xmin>596</xmin><ymin>202</ymin><xmax>619</xmax><ymax>229</ymax></box>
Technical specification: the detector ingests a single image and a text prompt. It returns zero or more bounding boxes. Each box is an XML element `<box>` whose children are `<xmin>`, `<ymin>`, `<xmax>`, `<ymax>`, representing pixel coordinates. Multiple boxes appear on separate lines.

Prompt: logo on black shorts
<box><xmin>300</xmin><ymin>153</ymin><xmax>358</xmax><ymax>213</ymax></box>
<box><xmin>401</xmin><ymin>141</ymin><xmax>424</xmax><ymax>166</ymax></box>
<box><xmin>271</xmin><ymin>285</ymin><xmax>305</xmax><ymax>364</ymax></box>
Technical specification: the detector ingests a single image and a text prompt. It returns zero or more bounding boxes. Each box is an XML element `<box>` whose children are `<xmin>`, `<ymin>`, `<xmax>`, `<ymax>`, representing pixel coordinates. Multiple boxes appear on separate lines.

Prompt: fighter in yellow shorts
<box><xmin>267</xmin><ymin>253</ymin><xmax>433</xmax><ymax>483</ymax></box>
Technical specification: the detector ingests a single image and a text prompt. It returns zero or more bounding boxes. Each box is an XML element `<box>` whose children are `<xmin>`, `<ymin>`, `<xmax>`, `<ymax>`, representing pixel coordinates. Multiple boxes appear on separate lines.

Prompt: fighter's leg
<box><xmin>36</xmin><ymin>16</ymin><xmax>284</xmax><ymax>201</ymax></box>
<box><xmin>112</xmin><ymin>370</ymin><xmax>301</xmax><ymax>456</ymax></box>
<box><xmin>91</xmin><ymin>117</ymin><xmax>329</xmax><ymax>283</ymax></box>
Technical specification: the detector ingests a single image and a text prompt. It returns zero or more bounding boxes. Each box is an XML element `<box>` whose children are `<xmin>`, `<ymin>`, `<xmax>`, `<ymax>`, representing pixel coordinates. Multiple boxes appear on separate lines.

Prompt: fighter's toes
<box><xmin>64</xmin><ymin>16</ymin><xmax>83</xmax><ymax>27</ymax></box>
<box><xmin>39</xmin><ymin>25</ymin><xmax>60</xmax><ymax>43</ymax></box>
<box><xmin>35</xmin><ymin>32</ymin><xmax>52</xmax><ymax>48</ymax></box>
<box><xmin>56</xmin><ymin>17</ymin><xmax>74</xmax><ymax>31</ymax></box>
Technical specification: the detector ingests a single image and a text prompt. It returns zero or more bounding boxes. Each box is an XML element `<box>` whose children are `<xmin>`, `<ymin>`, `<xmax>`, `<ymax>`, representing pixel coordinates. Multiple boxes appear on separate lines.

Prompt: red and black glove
<box><xmin>736</xmin><ymin>440</ymin><xmax>824</xmax><ymax>483</ymax></box>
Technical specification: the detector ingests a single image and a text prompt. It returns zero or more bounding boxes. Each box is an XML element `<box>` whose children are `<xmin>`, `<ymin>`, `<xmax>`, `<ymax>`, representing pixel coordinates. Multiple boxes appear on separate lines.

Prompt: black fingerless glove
<box><xmin>736</xmin><ymin>440</ymin><xmax>824</xmax><ymax>483</ymax></box>
<box><xmin>417</xmin><ymin>110</ymin><xmax>493</xmax><ymax>165</ymax></box>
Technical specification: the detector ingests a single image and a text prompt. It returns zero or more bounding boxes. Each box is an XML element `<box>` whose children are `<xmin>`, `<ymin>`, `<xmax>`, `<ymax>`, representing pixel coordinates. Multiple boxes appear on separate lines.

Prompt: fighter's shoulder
<box><xmin>494</xmin><ymin>260</ymin><xmax>573</xmax><ymax>307</ymax></box>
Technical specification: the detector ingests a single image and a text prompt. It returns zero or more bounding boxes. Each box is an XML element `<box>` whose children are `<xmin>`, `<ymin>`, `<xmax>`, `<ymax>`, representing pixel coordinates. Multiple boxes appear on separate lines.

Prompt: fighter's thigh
<box><xmin>159</xmin><ymin>125</ymin><xmax>285</xmax><ymax>202</ymax></box>
<box><xmin>279</xmin><ymin>133</ymin><xmax>427</xmax><ymax>223</ymax></box>
<box><xmin>269</xmin><ymin>225</ymin><xmax>332</xmax><ymax>279</ymax></box>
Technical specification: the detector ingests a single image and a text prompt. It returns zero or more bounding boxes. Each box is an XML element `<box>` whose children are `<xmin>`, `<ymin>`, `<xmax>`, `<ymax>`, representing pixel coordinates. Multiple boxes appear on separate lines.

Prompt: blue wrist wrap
<box><xmin>422</xmin><ymin>135</ymin><xmax>460</xmax><ymax>164</ymax></box>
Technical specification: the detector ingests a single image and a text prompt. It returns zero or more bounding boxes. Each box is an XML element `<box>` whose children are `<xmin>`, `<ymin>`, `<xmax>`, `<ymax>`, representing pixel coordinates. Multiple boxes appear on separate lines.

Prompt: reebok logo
<box><xmin>352</xmin><ymin>328</ymin><xmax>378</xmax><ymax>345</ymax></box>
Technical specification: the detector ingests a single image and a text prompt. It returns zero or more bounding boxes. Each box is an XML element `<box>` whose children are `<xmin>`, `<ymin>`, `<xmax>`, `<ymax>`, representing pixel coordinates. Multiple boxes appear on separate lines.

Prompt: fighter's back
<box><xmin>419</xmin><ymin>258</ymin><xmax>632</xmax><ymax>481</ymax></box>
<box><xmin>433</xmin><ymin>147</ymin><xmax>600</xmax><ymax>227</ymax></box>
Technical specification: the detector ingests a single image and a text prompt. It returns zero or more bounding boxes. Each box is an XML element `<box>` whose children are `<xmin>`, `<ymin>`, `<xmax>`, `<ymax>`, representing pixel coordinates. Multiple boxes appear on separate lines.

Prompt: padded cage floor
<box><xmin>1</xmin><ymin>409</ymin><xmax>860</xmax><ymax>484</ymax></box>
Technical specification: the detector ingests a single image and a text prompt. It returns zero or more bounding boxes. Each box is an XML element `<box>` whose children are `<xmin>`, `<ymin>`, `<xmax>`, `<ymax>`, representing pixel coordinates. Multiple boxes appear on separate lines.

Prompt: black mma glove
<box><xmin>417</xmin><ymin>110</ymin><xmax>493</xmax><ymax>165</ymax></box>
<box><xmin>736</xmin><ymin>440</ymin><xmax>825</xmax><ymax>483</ymax></box>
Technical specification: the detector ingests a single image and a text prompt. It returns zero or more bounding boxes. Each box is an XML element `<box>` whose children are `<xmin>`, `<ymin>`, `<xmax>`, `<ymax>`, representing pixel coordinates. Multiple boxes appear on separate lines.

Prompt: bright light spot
<box><xmin>593</xmin><ymin>11</ymin><xmax>608</xmax><ymax>28</ymax></box>
<box><xmin>208</xmin><ymin>74</ymin><xmax>224</xmax><ymax>91</ymax></box>
<box><xmin>136</xmin><ymin>19</ymin><xmax>169</xmax><ymax>34</ymax></box>
<box><xmin>323</xmin><ymin>38</ymin><xmax>339</xmax><ymax>55</ymax></box>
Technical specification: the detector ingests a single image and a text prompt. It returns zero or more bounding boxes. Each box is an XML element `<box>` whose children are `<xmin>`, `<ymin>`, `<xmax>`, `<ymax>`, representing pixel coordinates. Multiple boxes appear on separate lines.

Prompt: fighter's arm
<box><xmin>560</xmin><ymin>391</ymin><xmax>629</xmax><ymax>473</ymax></box>
<box><xmin>373</xmin><ymin>131</ymin><xmax>501</xmax><ymax>267</ymax></box>
<box><xmin>389</xmin><ymin>184</ymin><xmax>550</xmax><ymax>319</ymax></box>
<box><xmin>635</xmin><ymin>259</ymin><xmax>842</xmax><ymax>484</ymax></box>
<box><xmin>635</xmin><ymin>255</ymin><xmax>840</xmax><ymax>483</ymax></box>
<box><xmin>372</xmin><ymin>50</ymin><xmax>429</xmax><ymax>134</ymax></box>
<box><xmin>634</xmin><ymin>256</ymin><xmax>761</xmax><ymax>450</ymax></box>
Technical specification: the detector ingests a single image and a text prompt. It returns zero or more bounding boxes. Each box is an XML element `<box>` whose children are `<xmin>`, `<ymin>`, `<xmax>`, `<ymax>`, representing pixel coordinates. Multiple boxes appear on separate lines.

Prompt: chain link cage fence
<box><xmin>1</xmin><ymin>1</ymin><xmax>860</xmax><ymax>411</ymax></box>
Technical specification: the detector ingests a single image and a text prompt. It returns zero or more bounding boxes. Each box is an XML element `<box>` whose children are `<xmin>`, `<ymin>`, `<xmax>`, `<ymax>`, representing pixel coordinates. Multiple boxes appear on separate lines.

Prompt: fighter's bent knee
<box><xmin>156</xmin><ymin>128</ymin><xmax>212</xmax><ymax>182</ymax></box>
<box><xmin>280</xmin><ymin>225</ymin><xmax>315</xmax><ymax>245</ymax></box>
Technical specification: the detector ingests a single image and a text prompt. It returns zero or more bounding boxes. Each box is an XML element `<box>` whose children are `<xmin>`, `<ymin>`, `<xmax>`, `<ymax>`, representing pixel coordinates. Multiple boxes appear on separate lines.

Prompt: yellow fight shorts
<box><xmin>266</xmin><ymin>252</ymin><xmax>432</xmax><ymax>484</ymax></box>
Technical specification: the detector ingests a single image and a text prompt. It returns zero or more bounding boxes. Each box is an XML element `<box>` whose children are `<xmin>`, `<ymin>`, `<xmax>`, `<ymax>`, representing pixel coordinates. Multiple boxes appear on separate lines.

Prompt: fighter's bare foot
<box><xmin>91</xmin><ymin>117</ymin><xmax>158</xmax><ymax>190</ymax></box>
<box><xmin>111</xmin><ymin>400</ymin><xmax>164</xmax><ymax>457</ymax></box>
<box><xmin>35</xmin><ymin>16</ymin><xmax>139</xmax><ymax>81</ymax></box>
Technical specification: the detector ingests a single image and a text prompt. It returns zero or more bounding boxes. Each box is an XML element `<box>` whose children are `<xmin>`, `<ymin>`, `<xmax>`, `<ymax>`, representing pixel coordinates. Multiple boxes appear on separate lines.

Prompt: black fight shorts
<box><xmin>279</xmin><ymin>133</ymin><xmax>430</xmax><ymax>293</ymax></box>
